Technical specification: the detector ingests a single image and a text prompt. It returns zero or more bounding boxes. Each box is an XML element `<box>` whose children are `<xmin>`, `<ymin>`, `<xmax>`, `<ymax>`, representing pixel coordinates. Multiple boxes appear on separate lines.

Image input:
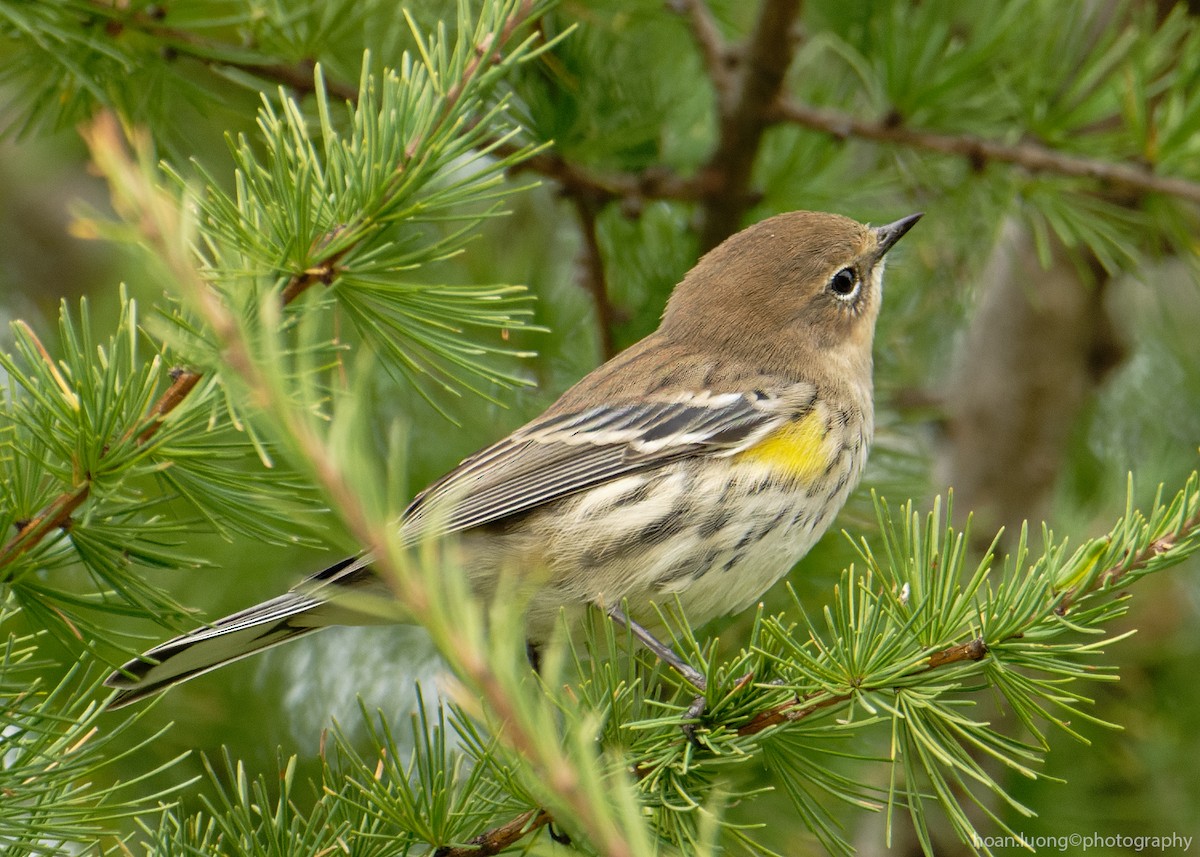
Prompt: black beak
<box><xmin>872</xmin><ymin>213</ymin><xmax>923</xmax><ymax>260</ymax></box>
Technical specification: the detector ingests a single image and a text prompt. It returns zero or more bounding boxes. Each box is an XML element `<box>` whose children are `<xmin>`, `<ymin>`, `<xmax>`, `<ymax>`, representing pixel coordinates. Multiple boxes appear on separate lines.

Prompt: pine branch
<box><xmin>90</xmin><ymin>0</ymin><xmax>685</xmax><ymax>370</ymax></box>
<box><xmin>0</xmin><ymin>484</ymin><xmax>90</xmax><ymax>571</ymax></box>
<box><xmin>88</xmin><ymin>101</ymin><xmax>652</xmax><ymax>857</ymax></box>
<box><xmin>275</xmin><ymin>232</ymin><xmax>355</xmax><ymax>306</ymax></box>
<box><xmin>27</xmin><ymin>1</ymin><xmax>1200</xmax><ymax>222</ymax></box>
<box><xmin>0</xmin><ymin>227</ymin><xmax>335</xmax><ymax>576</ymax></box>
<box><xmin>1056</xmin><ymin>507</ymin><xmax>1200</xmax><ymax>614</ymax></box>
<box><xmin>25</xmin><ymin>0</ymin><xmax>552</xmax><ymax>562</ymax></box>
<box><xmin>129</xmin><ymin>367</ymin><xmax>203</xmax><ymax>445</ymax></box>
<box><xmin>735</xmin><ymin>502</ymin><xmax>1200</xmax><ymax>737</ymax></box>
<box><xmin>774</xmin><ymin>98</ymin><xmax>1200</xmax><ymax>204</ymax></box>
<box><xmin>90</xmin><ymin>1</ymin><xmax>693</xmax><ymax>217</ymax></box>
<box><xmin>433</xmin><ymin>808</ymin><xmax>552</xmax><ymax>857</ymax></box>
<box><xmin>0</xmin><ymin>319</ymin><xmax>93</xmax><ymax>570</ymax></box>
<box><xmin>0</xmin><ymin>340</ymin><xmax>200</xmax><ymax>575</ymax></box>
<box><xmin>733</xmin><ymin>637</ymin><xmax>990</xmax><ymax>736</ymax></box>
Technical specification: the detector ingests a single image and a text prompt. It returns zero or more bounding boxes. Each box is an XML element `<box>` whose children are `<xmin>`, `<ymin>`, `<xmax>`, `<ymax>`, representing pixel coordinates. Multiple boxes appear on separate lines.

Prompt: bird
<box><xmin>104</xmin><ymin>209</ymin><xmax>921</xmax><ymax>709</ymax></box>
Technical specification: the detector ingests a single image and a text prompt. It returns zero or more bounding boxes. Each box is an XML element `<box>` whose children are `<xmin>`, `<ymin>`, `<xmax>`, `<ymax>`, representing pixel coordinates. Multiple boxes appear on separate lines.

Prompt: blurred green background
<box><xmin>2</xmin><ymin>0</ymin><xmax>1200</xmax><ymax>854</ymax></box>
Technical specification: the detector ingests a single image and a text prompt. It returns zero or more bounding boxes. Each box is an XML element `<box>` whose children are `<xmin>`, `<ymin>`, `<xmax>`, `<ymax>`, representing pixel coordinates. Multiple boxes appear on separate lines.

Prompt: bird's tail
<box><xmin>104</xmin><ymin>556</ymin><xmax>375</xmax><ymax>709</ymax></box>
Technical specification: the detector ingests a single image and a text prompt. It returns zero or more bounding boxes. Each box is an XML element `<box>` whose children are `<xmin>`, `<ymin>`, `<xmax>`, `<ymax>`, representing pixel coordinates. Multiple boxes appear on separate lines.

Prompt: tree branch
<box><xmin>570</xmin><ymin>195</ymin><xmax>617</xmax><ymax>360</ymax></box>
<box><xmin>433</xmin><ymin>808</ymin><xmax>552</xmax><ymax>857</ymax></box>
<box><xmin>739</xmin><ymin>505</ymin><xmax>1200</xmax><ymax>736</ymax></box>
<box><xmin>499</xmin><ymin>143</ymin><xmax>704</xmax><ymax>206</ymax></box>
<box><xmin>0</xmin><ymin>238</ymin><xmax>349</xmax><ymax>579</ymax></box>
<box><xmin>774</xmin><ymin>99</ymin><xmax>1200</xmax><ymax>204</ymax></box>
<box><xmin>86</xmin><ymin>1</ymin><xmax>359</xmax><ymax>101</ymax></box>
<box><xmin>93</xmin><ymin>2</ymin><xmax>1200</xmax><ymax>219</ymax></box>
<box><xmin>696</xmin><ymin>0</ymin><xmax>803</xmax><ymax>252</ymax></box>
<box><xmin>131</xmin><ymin>367</ymin><xmax>204</xmax><ymax>445</ymax></box>
<box><xmin>0</xmin><ymin>342</ymin><xmax>201</xmax><ymax>575</ymax></box>
<box><xmin>668</xmin><ymin>0</ymin><xmax>735</xmax><ymax>109</ymax></box>
<box><xmin>0</xmin><ymin>485</ymin><xmax>90</xmax><ymax>572</ymax></box>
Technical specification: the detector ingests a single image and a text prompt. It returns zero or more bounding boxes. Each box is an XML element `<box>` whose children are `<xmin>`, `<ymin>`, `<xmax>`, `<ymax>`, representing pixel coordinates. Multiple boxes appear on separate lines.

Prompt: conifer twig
<box><xmin>85</xmin><ymin>1</ymin><xmax>359</xmax><ymax>101</ymax></box>
<box><xmin>498</xmin><ymin>144</ymin><xmax>704</xmax><ymax>204</ymax></box>
<box><xmin>1055</xmin><ymin>508</ymin><xmax>1200</xmax><ymax>615</ymax></box>
<box><xmin>0</xmin><ymin>334</ymin><xmax>200</xmax><ymax>573</ymax></box>
<box><xmin>85</xmin><ymin>0</ymin><xmax>1200</xmax><ymax>211</ymax></box>
<box><xmin>774</xmin><ymin>98</ymin><xmax>1200</xmax><ymax>204</ymax></box>
<box><xmin>737</xmin><ymin>506</ymin><xmax>1200</xmax><ymax>736</ymax></box>
<box><xmin>433</xmin><ymin>808</ymin><xmax>552</xmax><ymax>857</ymax></box>
<box><xmin>668</xmin><ymin>0</ymin><xmax>735</xmax><ymax>108</ymax></box>
<box><xmin>570</xmin><ymin>194</ymin><xmax>617</xmax><ymax>359</ymax></box>
<box><xmin>2</xmin><ymin>1</ymin><xmax>551</xmax><ymax>575</ymax></box>
<box><xmin>0</xmin><ymin>485</ymin><xmax>91</xmax><ymax>571</ymax></box>
<box><xmin>0</xmin><ymin>243</ymin><xmax>331</xmax><ymax>576</ymax></box>
<box><xmin>130</xmin><ymin>367</ymin><xmax>203</xmax><ymax>445</ymax></box>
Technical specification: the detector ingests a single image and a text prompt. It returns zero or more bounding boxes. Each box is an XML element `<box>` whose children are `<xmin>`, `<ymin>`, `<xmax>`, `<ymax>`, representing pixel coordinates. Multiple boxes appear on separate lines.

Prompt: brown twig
<box><xmin>696</xmin><ymin>0</ymin><xmax>804</xmax><ymax>252</ymax></box>
<box><xmin>499</xmin><ymin>144</ymin><xmax>704</xmax><ymax>206</ymax></box>
<box><xmin>88</xmin><ymin>1</ymin><xmax>358</xmax><ymax>101</ymax></box>
<box><xmin>734</xmin><ymin>638</ymin><xmax>992</xmax><ymax>736</ymax></box>
<box><xmin>278</xmin><ymin>237</ymin><xmax>354</xmax><ymax>306</ymax></box>
<box><xmin>925</xmin><ymin>637</ymin><xmax>990</xmax><ymax>670</ymax></box>
<box><xmin>570</xmin><ymin>195</ymin><xmax>617</xmax><ymax>359</ymax></box>
<box><xmin>132</xmin><ymin>367</ymin><xmax>203</xmax><ymax>444</ymax></box>
<box><xmin>774</xmin><ymin>99</ymin><xmax>1200</xmax><ymax>204</ymax></box>
<box><xmin>735</xmin><ymin>687</ymin><xmax>848</xmax><ymax>735</ymax></box>
<box><xmin>0</xmin><ymin>369</ymin><xmax>204</xmax><ymax>577</ymax></box>
<box><xmin>0</xmin><ymin>485</ymin><xmax>91</xmax><ymax>571</ymax></box>
<box><xmin>433</xmin><ymin>808</ymin><xmax>552</xmax><ymax>857</ymax></box>
<box><xmin>0</xmin><ymin>228</ymin><xmax>342</xmax><ymax>576</ymax></box>
<box><xmin>0</xmin><ymin>329</ymin><xmax>204</xmax><ymax>575</ymax></box>
<box><xmin>668</xmin><ymin>0</ymin><xmax>736</xmax><ymax>109</ymax></box>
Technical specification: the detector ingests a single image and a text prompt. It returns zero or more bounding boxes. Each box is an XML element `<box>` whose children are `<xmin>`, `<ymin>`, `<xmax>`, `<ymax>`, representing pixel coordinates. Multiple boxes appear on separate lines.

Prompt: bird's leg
<box><xmin>525</xmin><ymin>640</ymin><xmax>543</xmax><ymax>674</ymax></box>
<box><xmin>605</xmin><ymin>605</ymin><xmax>708</xmax><ymax>745</ymax></box>
<box><xmin>605</xmin><ymin>605</ymin><xmax>706</xmax><ymax>691</ymax></box>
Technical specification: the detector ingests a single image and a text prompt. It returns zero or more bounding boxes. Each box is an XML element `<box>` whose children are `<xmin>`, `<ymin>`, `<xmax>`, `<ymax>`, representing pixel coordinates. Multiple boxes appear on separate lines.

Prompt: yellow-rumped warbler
<box><xmin>105</xmin><ymin>210</ymin><xmax>921</xmax><ymax>707</ymax></box>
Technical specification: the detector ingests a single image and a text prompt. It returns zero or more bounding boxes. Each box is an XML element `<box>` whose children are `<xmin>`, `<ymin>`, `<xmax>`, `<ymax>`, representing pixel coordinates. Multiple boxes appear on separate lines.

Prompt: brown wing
<box><xmin>399</xmin><ymin>386</ymin><xmax>817</xmax><ymax>539</ymax></box>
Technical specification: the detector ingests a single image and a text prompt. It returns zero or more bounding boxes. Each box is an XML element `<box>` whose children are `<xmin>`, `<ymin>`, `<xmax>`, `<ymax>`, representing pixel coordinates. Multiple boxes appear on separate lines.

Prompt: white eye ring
<box><xmin>828</xmin><ymin>267</ymin><xmax>860</xmax><ymax>301</ymax></box>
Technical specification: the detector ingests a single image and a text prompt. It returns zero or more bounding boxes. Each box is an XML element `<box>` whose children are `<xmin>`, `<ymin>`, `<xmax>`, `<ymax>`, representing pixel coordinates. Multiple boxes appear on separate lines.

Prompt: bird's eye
<box><xmin>828</xmin><ymin>267</ymin><xmax>860</xmax><ymax>299</ymax></box>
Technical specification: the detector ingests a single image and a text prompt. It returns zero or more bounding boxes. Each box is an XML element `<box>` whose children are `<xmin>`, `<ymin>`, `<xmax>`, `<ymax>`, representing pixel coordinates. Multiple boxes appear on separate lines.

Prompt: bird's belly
<box><xmin>482</xmin><ymin>444</ymin><xmax>863</xmax><ymax>642</ymax></box>
<box><xmin>640</xmin><ymin>464</ymin><xmax>841</xmax><ymax>625</ymax></box>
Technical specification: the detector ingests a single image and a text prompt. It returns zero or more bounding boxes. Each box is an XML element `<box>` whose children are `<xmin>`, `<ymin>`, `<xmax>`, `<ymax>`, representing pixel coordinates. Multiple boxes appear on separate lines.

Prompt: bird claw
<box><xmin>681</xmin><ymin>693</ymin><xmax>707</xmax><ymax>748</ymax></box>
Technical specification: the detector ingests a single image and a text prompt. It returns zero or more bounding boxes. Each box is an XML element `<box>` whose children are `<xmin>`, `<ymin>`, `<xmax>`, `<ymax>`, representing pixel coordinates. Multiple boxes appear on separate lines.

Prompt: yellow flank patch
<box><xmin>736</xmin><ymin>409</ymin><xmax>831</xmax><ymax>484</ymax></box>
